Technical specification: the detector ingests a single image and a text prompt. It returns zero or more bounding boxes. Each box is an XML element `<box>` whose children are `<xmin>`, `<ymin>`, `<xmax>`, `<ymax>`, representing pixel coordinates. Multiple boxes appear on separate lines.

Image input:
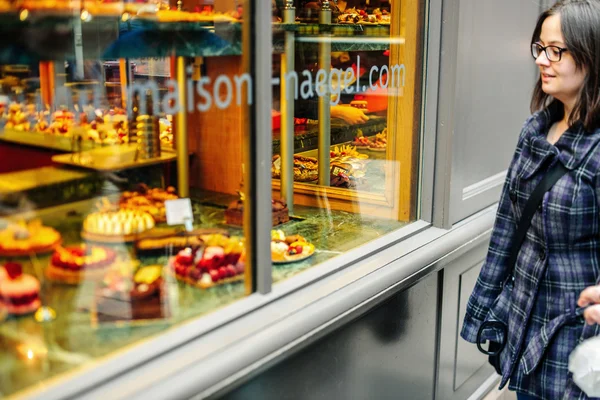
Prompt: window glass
<box><xmin>0</xmin><ymin>3</ymin><xmax>251</xmax><ymax>397</ymax></box>
<box><xmin>270</xmin><ymin>0</ymin><xmax>425</xmax><ymax>281</ymax></box>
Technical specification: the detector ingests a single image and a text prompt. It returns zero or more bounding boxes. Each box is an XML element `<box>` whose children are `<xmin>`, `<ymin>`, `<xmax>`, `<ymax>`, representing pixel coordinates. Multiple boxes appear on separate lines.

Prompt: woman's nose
<box><xmin>535</xmin><ymin>52</ymin><xmax>551</xmax><ymax>67</ymax></box>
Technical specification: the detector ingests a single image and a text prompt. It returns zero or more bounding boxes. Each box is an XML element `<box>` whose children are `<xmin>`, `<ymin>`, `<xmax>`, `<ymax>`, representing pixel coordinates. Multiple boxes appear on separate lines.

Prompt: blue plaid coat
<box><xmin>461</xmin><ymin>109</ymin><xmax>600</xmax><ymax>399</ymax></box>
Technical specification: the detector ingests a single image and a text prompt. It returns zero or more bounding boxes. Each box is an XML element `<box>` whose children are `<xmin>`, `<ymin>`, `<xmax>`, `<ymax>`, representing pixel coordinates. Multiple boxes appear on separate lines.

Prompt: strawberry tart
<box><xmin>0</xmin><ymin>262</ymin><xmax>41</xmax><ymax>315</ymax></box>
<box><xmin>47</xmin><ymin>245</ymin><xmax>117</xmax><ymax>284</ymax></box>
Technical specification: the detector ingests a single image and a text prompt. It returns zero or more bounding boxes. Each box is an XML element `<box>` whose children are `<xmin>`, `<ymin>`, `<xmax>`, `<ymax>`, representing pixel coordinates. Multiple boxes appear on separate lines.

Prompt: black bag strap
<box><xmin>504</xmin><ymin>160</ymin><xmax>569</xmax><ymax>283</ymax></box>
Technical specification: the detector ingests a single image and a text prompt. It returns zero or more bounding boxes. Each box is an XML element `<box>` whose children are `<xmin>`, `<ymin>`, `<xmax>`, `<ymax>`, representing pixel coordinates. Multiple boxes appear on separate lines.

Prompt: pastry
<box><xmin>270</xmin><ymin>241</ymin><xmax>289</xmax><ymax>262</ymax></box>
<box><xmin>373</xmin><ymin>8</ymin><xmax>391</xmax><ymax>24</ymax></box>
<box><xmin>270</xmin><ymin>230</ymin><xmax>315</xmax><ymax>263</ymax></box>
<box><xmin>368</xmin><ymin>140</ymin><xmax>387</xmax><ymax>152</ymax></box>
<box><xmin>136</xmin><ymin>234</ymin><xmax>203</xmax><ymax>255</ymax></box>
<box><xmin>353</xmin><ymin>136</ymin><xmax>372</xmax><ymax>148</ymax></box>
<box><xmin>169</xmin><ymin>234</ymin><xmax>245</xmax><ymax>289</ymax></box>
<box><xmin>368</xmin><ymin>129</ymin><xmax>387</xmax><ymax>152</ymax></box>
<box><xmin>82</xmin><ymin>209</ymin><xmax>155</xmax><ymax>243</ymax></box>
<box><xmin>329</xmin><ymin>144</ymin><xmax>369</xmax><ymax>160</ymax></box>
<box><xmin>47</xmin><ymin>245</ymin><xmax>117</xmax><ymax>284</ymax></box>
<box><xmin>117</xmin><ymin>184</ymin><xmax>178</xmax><ymax>223</ymax></box>
<box><xmin>0</xmin><ymin>220</ymin><xmax>62</xmax><ymax>257</ymax></box>
<box><xmin>225</xmin><ymin>198</ymin><xmax>289</xmax><ymax>226</ymax></box>
<box><xmin>95</xmin><ymin>265</ymin><xmax>168</xmax><ymax>322</ymax></box>
<box><xmin>0</xmin><ymin>262</ymin><xmax>41</xmax><ymax>315</ymax></box>
<box><xmin>284</xmin><ymin>241</ymin><xmax>316</xmax><ymax>262</ymax></box>
<box><xmin>135</xmin><ymin>228</ymin><xmax>227</xmax><ymax>255</ymax></box>
<box><xmin>337</xmin><ymin>8</ymin><xmax>390</xmax><ymax>24</ymax></box>
<box><xmin>272</xmin><ymin>155</ymin><xmax>319</xmax><ymax>182</ymax></box>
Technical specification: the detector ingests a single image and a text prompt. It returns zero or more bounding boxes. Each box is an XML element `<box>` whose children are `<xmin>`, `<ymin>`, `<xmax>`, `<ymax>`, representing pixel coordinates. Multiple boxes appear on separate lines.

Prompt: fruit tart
<box><xmin>169</xmin><ymin>234</ymin><xmax>245</xmax><ymax>289</ymax></box>
<box><xmin>0</xmin><ymin>220</ymin><xmax>62</xmax><ymax>257</ymax></box>
<box><xmin>0</xmin><ymin>262</ymin><xmax>41</xmax><ymax>315</ymax></box>
<box><xmin>368</xmin><ymin>140</ymin><xmax>387</xmax><ymax>152</ymax></box>
<box><xmin>353</xmin><ymin>136</ymin><xmax>372</xmax><ymax>149</ymax></box>
<box><xmin>271</xmin><ymin>230</ymin><xmax>315</xmax><ymax>263</ymax></box>
<box><xmin>47</xmin><ymin>244</ymin><xmax>117</xmax><ymax>284</ymax></box>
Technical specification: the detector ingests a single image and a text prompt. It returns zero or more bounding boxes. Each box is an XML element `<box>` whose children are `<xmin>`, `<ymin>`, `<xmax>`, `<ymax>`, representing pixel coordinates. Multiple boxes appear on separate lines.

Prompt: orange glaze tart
<box><xmin>0</xmin><ymin>263</ymin><xmax>41</xmax><ymax>315</ymax></box>
<box><xmin>0</xmin><ymin>220</ymin><xmax>61</xmax><ymax>257</ymax></box>
<box><xmin>47</xmin><ymin>245</ymin><xmax>117</xmax><ymax>284</ymax></box>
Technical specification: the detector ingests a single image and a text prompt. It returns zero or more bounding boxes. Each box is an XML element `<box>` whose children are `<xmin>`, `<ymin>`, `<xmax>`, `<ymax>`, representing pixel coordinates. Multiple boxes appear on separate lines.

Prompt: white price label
<box><xmin>165</xmin><ymin>198</ymin><xmax>193</xmax><ymax>228</ymax></box>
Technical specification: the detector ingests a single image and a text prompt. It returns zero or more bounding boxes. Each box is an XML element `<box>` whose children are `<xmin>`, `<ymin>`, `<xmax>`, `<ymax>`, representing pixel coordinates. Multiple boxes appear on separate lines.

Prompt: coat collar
<box><xmin>520</xmin><ymin>109</ymin><xmax>600</xmax><ymax>180</ymax></box>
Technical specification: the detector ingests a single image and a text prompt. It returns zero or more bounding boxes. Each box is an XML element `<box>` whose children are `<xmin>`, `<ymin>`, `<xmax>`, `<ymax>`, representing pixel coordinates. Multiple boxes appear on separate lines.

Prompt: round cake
<box><xmin>0</xmin><ymin>220</ymin><xmax>61</xmax><ymax>257</ymax></box>
<box><xmin>47</xmin><ymin>245</ymin><xmax>117</xmax><ymax>284</ymax></box>
<box><xmin>0</xmin><ymin>262</ymin><xmax>41</xmax><ymax>315</ymax></box>
<box><xmin>83</xmin><ymin>210</ymin><xmax>155</xmax><ymax>242</ymax></box>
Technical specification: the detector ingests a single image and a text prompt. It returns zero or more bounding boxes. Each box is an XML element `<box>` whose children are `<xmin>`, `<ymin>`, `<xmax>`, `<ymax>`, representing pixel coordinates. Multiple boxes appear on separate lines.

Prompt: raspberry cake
<box><xmin>0</xmin><ymin>262</ymin><xmax>41</xmax><ymax>315</ymax></box>
<box><xmin>169</xmin><ymin>234</ymin><xmax>245</xmax><ymax>289</ymax></box>
<box><xmin>47</xmin><ymin>245</ymin><xmax>117</xmax><ymax>284</ymax></box>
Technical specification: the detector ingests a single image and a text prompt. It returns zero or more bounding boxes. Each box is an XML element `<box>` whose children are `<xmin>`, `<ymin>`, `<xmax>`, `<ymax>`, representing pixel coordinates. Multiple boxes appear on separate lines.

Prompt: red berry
<box><xmin>226</xmin><ymin>265</ymin><xmax>237</xmax><ymax>277</ymax></box>
<box><xmin>4</xmin><ymin>262</ymin><xmax>22</xmax><ymax>280</ymax></box>
<box><xmin>209</xmin><ymin>269</ymin><xmax>220</xmax><ymax>282</ymax></box>
<box><xmin>175</xmin><ymin>253</ymin><xmax>193</xmax><ymax>266</ymax></box>
<box><xmin>235</xmin><ymin>262</ymin><xmax>245</xmax><ymax>274</ymax></box>
<box><xmin>218</xmin><ymin>267</ymin><xmax>228</xmax><ymax>280</ymax></box>
<box><xmin>295</xmin><ymin>245</ymin><xmax>303</xmax><ymax>253</ymax></box>
<box><xmin>330</xmin><ymin>151</ymin><xmax>335</xmax><ymax>157</ymax></box>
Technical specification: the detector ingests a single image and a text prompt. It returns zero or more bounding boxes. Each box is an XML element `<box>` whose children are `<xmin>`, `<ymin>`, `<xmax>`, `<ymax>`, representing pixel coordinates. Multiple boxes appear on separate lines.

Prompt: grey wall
<box><xmin>436</xmin><ymin>235</ymin><xmax>496</xmax><ymax>399</ymax></box>
<box><xmin>218</xmin><ymin>273</ymin><xmax>439</xmax><ymax>400</ymax></box>
<box><xmin>448</xmin><ymin>0</ymin><xmax>542</xmax><ymax>223</ymax></box>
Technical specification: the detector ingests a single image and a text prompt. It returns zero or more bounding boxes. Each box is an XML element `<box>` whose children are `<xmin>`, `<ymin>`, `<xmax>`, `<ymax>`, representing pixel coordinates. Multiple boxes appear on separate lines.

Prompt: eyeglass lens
<box><xmin>531</xmin><ymin>44</ymin><xmax>562</xmax><ymax>62</ymax></box>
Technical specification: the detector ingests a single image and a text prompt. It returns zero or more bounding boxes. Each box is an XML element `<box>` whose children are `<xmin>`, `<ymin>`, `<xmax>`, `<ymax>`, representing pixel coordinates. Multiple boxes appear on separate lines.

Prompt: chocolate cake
<box><xmin>225</xmin><ymin>198</ymin><xmax>290</xmax><ymax>226</ymax></box>
<box><xmin>95</xmin><ymin>266</ymin><xmax>168</xmax><ymax>322</ymax></box>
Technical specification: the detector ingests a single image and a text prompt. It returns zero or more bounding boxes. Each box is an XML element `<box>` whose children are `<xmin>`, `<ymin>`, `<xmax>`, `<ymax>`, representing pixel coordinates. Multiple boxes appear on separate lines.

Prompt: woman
<box><xmin>461</xmin><ymin>1</ymin><xmax>600</xmax><ymax>399</ymax></box>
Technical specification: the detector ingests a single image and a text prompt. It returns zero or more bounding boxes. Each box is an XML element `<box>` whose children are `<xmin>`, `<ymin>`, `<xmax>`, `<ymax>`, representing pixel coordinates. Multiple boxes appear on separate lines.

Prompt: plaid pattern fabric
<box><xmin>461</xmin><ymin>109</ymin><xmax>600</xmax><ymax>399</ymax></box>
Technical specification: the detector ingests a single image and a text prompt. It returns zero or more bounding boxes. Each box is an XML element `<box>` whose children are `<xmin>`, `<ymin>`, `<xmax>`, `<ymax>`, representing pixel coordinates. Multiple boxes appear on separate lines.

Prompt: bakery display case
<box><xmin>0</xmin><ymin>2</ymin><xmax>261</xmax><ymax>398</ymax></box>
<box><xmin>268</xmin><ymin>0</ymin><xmax>424</xmax><ymax>280</ymax></box>
<box><xmin>0</xmin><ymin>0</ymin><xmax>426</xmax><ymax>397</ymax></box>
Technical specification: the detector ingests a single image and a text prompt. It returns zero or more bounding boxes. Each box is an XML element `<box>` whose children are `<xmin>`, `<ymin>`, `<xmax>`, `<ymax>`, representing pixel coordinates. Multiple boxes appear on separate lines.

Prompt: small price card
<box><xmin>165</xmin><ymin>198</ymin><xmax>194</xmax><ymax>230</ymax></box>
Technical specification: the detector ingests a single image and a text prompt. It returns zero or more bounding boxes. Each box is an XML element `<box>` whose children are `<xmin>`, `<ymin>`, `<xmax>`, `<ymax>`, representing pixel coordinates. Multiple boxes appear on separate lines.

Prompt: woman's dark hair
<box><xmin>530</xmin><ymin>0</ymin><xmax>600</xmax><ymax>131</ymax></box>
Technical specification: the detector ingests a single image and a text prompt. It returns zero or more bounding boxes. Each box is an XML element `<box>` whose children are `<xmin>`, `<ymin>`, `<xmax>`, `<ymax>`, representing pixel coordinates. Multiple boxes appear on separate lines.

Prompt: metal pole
<box><xmin>175</xmin><ymin>57</ymin><xmax>189</xmax><ymax>197</ymax></box>
<box><xmin>280</xmin><ymin>1</ymin><xmax>296</xmax><ymax>214</ymax></box>
<box><xmin>318</xmin><ymin>1</ymin><xmax>331</xmax><ymax>187</ymax></box>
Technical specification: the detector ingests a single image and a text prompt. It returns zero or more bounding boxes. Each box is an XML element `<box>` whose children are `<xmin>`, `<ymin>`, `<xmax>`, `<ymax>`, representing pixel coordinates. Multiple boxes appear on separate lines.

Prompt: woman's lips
<box><xmin>541</xmin><ymin>73</ymin><xmax>555</xmax><ymax>82</ymax></box>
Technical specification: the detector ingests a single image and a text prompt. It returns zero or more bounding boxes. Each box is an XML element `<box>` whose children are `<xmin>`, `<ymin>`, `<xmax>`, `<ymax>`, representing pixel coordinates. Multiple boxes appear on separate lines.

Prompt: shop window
<box><xmin>0</xmin><ymin>3</ymin><xmax>252</xmax><ymax>397</ymax></box>
<box><xmin>269</xmin><ymin>0</ymin><xmax>426</xmax><ymax>281</ymax></box>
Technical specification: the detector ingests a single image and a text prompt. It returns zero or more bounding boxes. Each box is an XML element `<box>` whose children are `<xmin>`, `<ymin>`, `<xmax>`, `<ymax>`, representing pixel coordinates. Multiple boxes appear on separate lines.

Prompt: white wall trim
<box><xmin>462</xmin><ymin>170</ymin><xmax>507</xmax><ymax>201</ymax></box>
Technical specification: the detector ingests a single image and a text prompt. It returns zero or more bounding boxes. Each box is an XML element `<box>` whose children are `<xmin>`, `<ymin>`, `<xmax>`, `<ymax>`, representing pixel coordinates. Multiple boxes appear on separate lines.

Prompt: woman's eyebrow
<box><xmin>538</xmin><ymin>38</ymin><xmax>566</xmax><ymax>46</ymax></box>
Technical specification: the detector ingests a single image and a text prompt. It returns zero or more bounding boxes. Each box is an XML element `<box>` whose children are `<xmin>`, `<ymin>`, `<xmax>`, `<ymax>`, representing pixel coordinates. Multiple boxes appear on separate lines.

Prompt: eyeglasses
<box><xmin>531</xmin><ymin>43</ymin><xmax>568</xmax><ymax>62</ymax></box>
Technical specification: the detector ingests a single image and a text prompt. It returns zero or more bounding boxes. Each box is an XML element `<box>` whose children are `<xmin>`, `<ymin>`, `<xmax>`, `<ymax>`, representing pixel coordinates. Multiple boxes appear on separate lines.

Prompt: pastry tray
<box><xmin>52</xmin><ymin>144</ymin><xmax>177</xmax><ymax>172</ymax></box>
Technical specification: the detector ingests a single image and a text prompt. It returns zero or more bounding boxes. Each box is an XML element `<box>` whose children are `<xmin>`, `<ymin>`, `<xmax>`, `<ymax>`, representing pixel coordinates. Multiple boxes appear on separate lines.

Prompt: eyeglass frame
<box><xmin>531</xmin><ymin>42</ymin><xmax>569</xmax><ymax>62</ymax></box>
